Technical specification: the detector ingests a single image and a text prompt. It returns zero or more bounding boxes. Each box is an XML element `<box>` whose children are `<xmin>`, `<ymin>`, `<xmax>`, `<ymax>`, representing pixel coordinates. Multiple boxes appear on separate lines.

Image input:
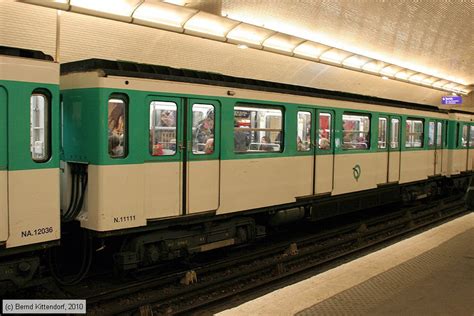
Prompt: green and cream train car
<box><xmin>60</xmin><ymin>59</ymin><xmax>473</xmax><ymax>271</ymax></box>
<box><xmin>0</xmin><ymin>47</ymin><xmax>60</xmax><ymax>287</ymax></box>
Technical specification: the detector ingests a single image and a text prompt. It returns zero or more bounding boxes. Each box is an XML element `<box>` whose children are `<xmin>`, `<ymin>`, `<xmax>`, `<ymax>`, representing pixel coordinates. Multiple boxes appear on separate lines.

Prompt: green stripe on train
<box><xmin>0</xmin><ymin>80</ymin><xmax>60</xmax><ymax>171</ymax></box>
<box><xmin>61</xmin><ymin>86</ymin><xmax>474</xmax><ymax>166</ymax></box>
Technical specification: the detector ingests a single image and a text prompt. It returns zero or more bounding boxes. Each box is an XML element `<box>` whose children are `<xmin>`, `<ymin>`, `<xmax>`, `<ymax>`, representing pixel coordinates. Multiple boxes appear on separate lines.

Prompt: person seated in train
<box><xmin>204</xmin><ymin>138</ymin><xmax>214</xmax><ymax>154</ymax></box>
<box><xmin>160</xmin><ymin>110</ymin><xmax>175</xmax><ymax>127</ymax></box>
<box><xmin>195</xmin><ymin>116</ymin><xmax>214</xmax><ymax>145</ymax></box>
<box><xmin>260</xmin><ymin>136</ymin><xmax>273</xmax><ymax>151</ymax></box>
<box><xmin>297</xmin><ymin>136</ymin><xmax>305</xmax><ymax>151</ymax></box>
<box><xmin>109</xmin><ymin>134</ymin><xmax>123</xmax><ymax>157</ymax></box>
<box><xmin>319</xmin><ymin>137</ymin><xmax>330</xmax><ymax>149</ymax></box>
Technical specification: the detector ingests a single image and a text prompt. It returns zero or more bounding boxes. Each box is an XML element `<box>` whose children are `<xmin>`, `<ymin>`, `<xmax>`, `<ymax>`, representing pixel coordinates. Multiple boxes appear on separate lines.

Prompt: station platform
<box><xmin>218</xmin><ymin>212</ymin><xmax>474</xmax><ymax>316</ymax></box>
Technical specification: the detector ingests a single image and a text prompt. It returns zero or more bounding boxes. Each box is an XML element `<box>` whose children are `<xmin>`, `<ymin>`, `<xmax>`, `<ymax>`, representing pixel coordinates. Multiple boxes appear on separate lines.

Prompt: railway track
<box><xmin>66</xmin><ymin>195</ymin><xmax>468</xmax><ymax>315</ymax></box>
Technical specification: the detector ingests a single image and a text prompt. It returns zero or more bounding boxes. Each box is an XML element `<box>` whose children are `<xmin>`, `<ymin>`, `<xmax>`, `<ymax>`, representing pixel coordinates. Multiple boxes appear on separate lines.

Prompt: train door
<box><xmin>296</xmin><ymin>108</ymin><xmax>315</xmax><ymax>194</ymax></box>
<box><xmin>387</xmin><ymin>116</ymin><xmax>401</xmax><ymax>182</ymax></box>
<box><xmin>430</xmin><ymin>120</ymin><xmax>444</xmax><ymax>175</ymax></box>
<box><xmin>0</xmin><ymin>87</ymin><xmax>7</xmax><ymax>243</ymax></box>
<box><xmin>469</xmin><ymin>125</ymin><xmax>474</xmax><ymax>171</ymax></box>
<box><xmin>315</xmin><ymin>110</ymin><xmax>334</xmax><ymax>194</ymax></box>
<box><xmin>186</xmin><ymin>99</ymin><xmax>220</xmax><ymax>214</ymax></box>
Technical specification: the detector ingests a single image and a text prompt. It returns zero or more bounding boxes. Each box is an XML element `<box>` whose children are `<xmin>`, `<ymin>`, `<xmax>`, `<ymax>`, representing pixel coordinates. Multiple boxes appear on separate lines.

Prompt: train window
<box><xmin>405</xmin><ymin>119</ymin><xmax>424</xmax><ymax>148</ymax></box>
<box><xmin>319</xmin><ymin>113</ymin><xmax>332</xmax><ymax>150</ymax></box>
<box><xmin>428</xmin><ymin>121</ymin><xmax>436</xmax><ymax>146</ymax></box>
<box><xmin>297</xmin><ymin>111</ymin><xmax>311</xmax><ymax>152</ymax></box>
<box><xmin>342</xmin><ymin>113</ymin><xmax>370</xmax><ymax>150</ymax></box>
<box><xmin>30</xmin><ymin>92</ymin><xmax>51</xmax><ymax>162</ymax></box>
<box><xmin>390</xmin><ymin>118</ymin><xmax>400</xmax><ymax>149</ymax></box>
<box><xmin>108</xmin><ymin>97</ymin><xmax>127</xmax><ymax>158</ymax></box>
<box><xmin>470</xmin><ymin>126</ymin><xmax>474</xmax><ymax>147</ymax></box>
<box><xmin>192</xmin><ymin>104</ymin><xmax>214</xmax><ymax>155</ymax></box>
<box><xmin>234</xmin><ymin>105</ymin><xmax>283</xmax><ymax>153</ymax></box>
<box><xmin>378</xmin><ymin>118</ymin><xmax>387</xmax><ymax>149</ymax></box>
<box><xmin>149</xmin><ymin>101</ymin><xmax>177</xmax><ymax>156</ymax></box>
<box><xmin>436</xmin><ymin>122</ymin><xmax>442</xmax><ymax>147</ymax></box>
<box><xmin>462</xmin><ymin>125</ymin><xmax>468</xmax><ymax>147</ymax></box>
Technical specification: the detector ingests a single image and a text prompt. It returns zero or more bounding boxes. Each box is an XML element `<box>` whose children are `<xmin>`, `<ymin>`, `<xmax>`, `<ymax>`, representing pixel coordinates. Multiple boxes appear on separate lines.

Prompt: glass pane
<box><xmin>405</xmin><ymin>119</ymin><xmax>423</xmax><ymax>148</ymax></box>
<box><xmin>297</xmin><ymin>111</ymin><xmax>311</xmax><ymax>152</ymax></box>
<box><xmin>108</xmin><ymin>98</ymin><xmax>127</xmax><ymax>158</ymax></box>
<box><xmin>234</xmin><ymin>106</ymin><xmax>283</xmax><ymax>153</ymax></box>
<box><xmin>342</xmin><ymin>113</ymin><xmax>370</xmax><ymax>150</ymax></box>
<box><xmin>378</xmin><ymin>118</ymin><xmax>387</xmax><ymax>149</ymax></box>
<box><xmin>30</xmin><ymin>93</ymin><xmax>50</xmax><ymax>162</ymax></box>
<box><xmin>390</xmin><ymin>118</ymin><xmax>400</xmax><ymax>149</ymax></box>
<box><xmin>319</xmin><ymin>113</ymin><xmax>331</xmax><ymax>150</ymax></box>
<box><xmin>428</xmin><ymin>122</ymin><xmax>435</xmax><ymax>146</ymax></box>
<box><xmin>149</xmin><ymin>101</ymin><xmax>177</xmax><ymax>156</ymax></box>
<box><xmin>436</xmin><ymin>122</ymin><xmax>442</xmax><ymax>146</ymax></box>
<box><xmin>462</xmin><ymin>125</ymin><xmax>468</xmax><ymax>147</ymax></box>
<box><xmin>470</xmin><ymin>126</ymin><xmax>474</xmax><ymax>146</ymax></box>
<box><xmin>192</xmin><ymin>104</ymin><xmax>214</xmax><ymax>155</ymax></box>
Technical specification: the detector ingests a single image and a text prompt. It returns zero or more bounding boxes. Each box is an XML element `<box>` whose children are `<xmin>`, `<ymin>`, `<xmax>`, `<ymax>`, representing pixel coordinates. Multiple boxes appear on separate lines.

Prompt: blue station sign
<box><xmin>441</xmin><ymin>96</ymin><xmax>463</xmax><ymax>105</ymax></box>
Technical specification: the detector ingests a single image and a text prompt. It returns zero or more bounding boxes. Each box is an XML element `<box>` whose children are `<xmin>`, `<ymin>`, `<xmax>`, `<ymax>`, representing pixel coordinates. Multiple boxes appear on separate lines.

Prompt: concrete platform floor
<box><xmin>218</xmin><ymin>212</ymin><xmax>474</xmax><ymax>316</ymax></box>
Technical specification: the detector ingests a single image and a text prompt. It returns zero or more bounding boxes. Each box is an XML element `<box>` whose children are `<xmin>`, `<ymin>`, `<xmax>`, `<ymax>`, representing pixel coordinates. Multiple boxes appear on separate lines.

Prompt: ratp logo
<box><xmin>353</xmin><ymin>164</ymin><xmax>361</xmax><ymax>182</ymax></box>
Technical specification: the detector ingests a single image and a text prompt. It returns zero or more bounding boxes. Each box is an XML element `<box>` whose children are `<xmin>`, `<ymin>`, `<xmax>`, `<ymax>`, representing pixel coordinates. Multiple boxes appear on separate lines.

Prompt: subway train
<box><xmin>1</xmin><ymin>46</ymin><xmax>473</xmax><ymax>289</ymax></box>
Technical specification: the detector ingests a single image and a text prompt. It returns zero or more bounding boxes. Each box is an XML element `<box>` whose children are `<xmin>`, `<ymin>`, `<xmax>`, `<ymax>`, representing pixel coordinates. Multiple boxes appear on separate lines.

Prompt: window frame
<box><xmin>107</xmin><ymin>93</ymin><xmax>129</xmax><ymax>159</ymax></box>
<box><xmin>378</xmin><ymin>116</ymin><xmax>388</xmax><ymax>150</ymax></box>
<box><xmin>296</xmin><ymin>110</ymin><xmax>312</xmax><ymax>153</ymax></box>
<box><xmin>149</xmin><ymin>100</ymin><xmax>178</xmax><ymax>157</ymax></box>
<box><xmin>341</xmin><ymin>112</ymin><xmax>371</xmax><ymax>151</ymax></box>
<box><xmin>318</xmin><ymin>111</ymin><xmax>333</xmax><ymax>151</ymax></box>
<box><xmin>405</xmin><ymin>118</ymin><xmax>424</xmax><ymax>149</ymax></box>
<box><xmin>30</xmin><ymin>90</ymin><xmax>52</xmax><ymax>163</ymax></box>
<box><xmin>390</xmin><ymin>117</ymin><xmax>400</xmax><ymax>150</ymax></box>
<box><xmin>233</xmin><ymin>104</ymin><xmax>285</xmax><ymax>154</ymax></box>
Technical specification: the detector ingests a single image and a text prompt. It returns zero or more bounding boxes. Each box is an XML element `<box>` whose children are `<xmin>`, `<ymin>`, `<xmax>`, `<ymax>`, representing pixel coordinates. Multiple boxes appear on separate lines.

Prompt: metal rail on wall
<box><xmin>19</xmin><ymin>0</ymin><xmax>472</xmax><ymax>95</ymax></box>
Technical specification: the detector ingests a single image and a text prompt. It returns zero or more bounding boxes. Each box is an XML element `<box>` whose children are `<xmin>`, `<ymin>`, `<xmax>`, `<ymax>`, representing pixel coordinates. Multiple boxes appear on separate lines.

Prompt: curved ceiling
<box><xmin>221</xmin><ymin>0</ymin><xmax>474</xmax><ymax>85</ymax></box>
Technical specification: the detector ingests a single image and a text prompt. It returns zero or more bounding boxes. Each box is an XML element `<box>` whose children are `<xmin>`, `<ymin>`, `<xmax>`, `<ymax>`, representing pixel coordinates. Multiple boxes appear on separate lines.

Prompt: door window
<box><xmin>436</xmin><ymin>122</ymin><xmax>442</xmax><ymax>147</ymax></box>
<box><xmin>192</xmin><ymin>104</ymin><xmax>215</xmax><ymax>155</ymax></box>
<box><xmin>378</xmin><ymin>118</ymin><xmax>387</xmax><ymax>149</ymax></box>
<box><xmin>149</xmin><ymin>101</ymin><xmax>177</xmax><ymax>156</ymax></box>
<box><xmin>297</xmin><ymin>111</ymin><xmax>311</xmax><ymax>152</ymax></box>
<box><xmin>30</xmin><ymin>92</ymin><xmax>51</xmax><ymax>162</ymax></box>
<box><xmin>390</xmin><ymin>118</ymin><xmax>400</xmax><ymax>149</ymax></box>
<box><xmin>318</xmin><ymin>113</ymin><xmax>332</xmax><ymax>150</ymax></box>
<box><xmin>108</xmin><ymin>96</ymin><xmax>127</xmax><ymax>158</ymax></box>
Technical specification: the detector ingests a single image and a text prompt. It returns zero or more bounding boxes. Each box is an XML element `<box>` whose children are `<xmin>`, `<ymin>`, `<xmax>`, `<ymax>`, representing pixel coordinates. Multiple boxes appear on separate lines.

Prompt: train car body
<box><xmin>60</xmin><ymin>59</ymin><xmax>473</xmax><ymax>270</ymax></box>
<box><xmin>0</xmin><ymin>47</ymin><xmax>60</xmax><ymax>288</ymax></box>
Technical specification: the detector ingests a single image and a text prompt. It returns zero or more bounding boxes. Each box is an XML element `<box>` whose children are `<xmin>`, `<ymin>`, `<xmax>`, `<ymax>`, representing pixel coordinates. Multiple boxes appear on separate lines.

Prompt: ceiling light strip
<box><xmin>18</xmin><ymin>0</ymin><xmax>471</xmax><ymax>95</ymax></box>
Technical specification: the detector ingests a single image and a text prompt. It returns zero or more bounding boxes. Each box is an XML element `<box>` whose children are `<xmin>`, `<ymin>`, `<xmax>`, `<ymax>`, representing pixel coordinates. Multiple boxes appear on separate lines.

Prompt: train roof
<box><xmin>0</xmin><ymin>46</ymin><xmax>54</xmax><ymax>61</ymax></box>
<box><xmin>61</xmin><ymin>58</ymin><xmax>449</xmax><ymax>114</ymax></box>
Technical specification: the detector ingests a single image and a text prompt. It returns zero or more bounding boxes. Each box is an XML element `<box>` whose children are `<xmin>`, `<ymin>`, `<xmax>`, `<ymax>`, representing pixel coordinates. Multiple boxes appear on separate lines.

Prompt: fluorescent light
<box><xmin>227</xmin><ymin>23</ymin><xmax>275</xmax><ymax>48</ymax></box>
<box><xmin>380</xmin><ymin>65</ymin><xmax>402</xmax><ymax>77</ymax></box>
<box><xmin>394</xmin><ymin>70</ymin><xmax>416</xmax><ymax>80</ymax></box>
<box><xmin>263</xmin><ymin>33</ymin><xmax>304</xmax><ymax>54</ymax></box>
<box><xmin>237</xmin><ymin>44</ymin><xmax>248</xmax><ymax>49</ymax></box>
<box><xmin>184</xmin><ymin>12</ymin><xmax>239</xmax><ymax>41</ymax></box>
<box><xmin>70</xmin><ymin>0</ymin><xmax>141</xmax><ymax>21</ymax></box>
<box><xmin>432</xmin><ymin>80</ymin><xmax>449</xmax><ymax>88</ymax></box>
<box><xmin>320</xmin><ymin>49</ymin><xmax>351</xmax><ymax>65</ymax></box>
<box><xmin>293</xmin><ymin>42</ymin><xmax>331</xmax><ymax>60</ymax></box>
<box><xmin>408</xmin><ymin>74</ymin><xmax>426</xmax><ymax>83</ymax></box>
<box><xmin>362</xmin><ymin>61</ymin><xmax>387</xmax><ymax>73</ymax></box>
<box><xmin>132</xmin><ymin>1</ymin><xmax>197</xmax><ymax>33</ymax></box>
<box><xmin>342</xmin><ymin>55</ymin><xmax>371</xmax><ymax>69</ymax></box>
<box><xmin>382</xmin><ymin>76</ymin><xmax>389</xmax><ymax>80</ymax></box>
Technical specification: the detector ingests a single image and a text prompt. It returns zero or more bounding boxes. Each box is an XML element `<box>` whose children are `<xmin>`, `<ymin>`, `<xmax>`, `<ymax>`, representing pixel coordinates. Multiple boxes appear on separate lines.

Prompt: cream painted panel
<box><xmin>6</xmin><ymin>169</ymin><xmax>60</xmax><ymax>248</ymax></box>
<box><xmin>0</xmin><ymin>56</ymin><xmax>59</xmax><ymax>84</ymax></box>
<box><xmin>315</xmin><ymin>155</ymin><xmax>331</xmax><ymax>194</ymax></box>
<box><xmin>450</xmin><ymin>149</ymin><xmax>467</xmax><ymax>174</ymax></box>
<box><xmin>434</xmin><ymin>148</ymin><xmax>442</xmax><ymax>175</ymax></box>
<box><xmin>217</xmin><ymin>156</ymin><xmax>313</xmax><ymax>214</ymax></box>
<box><xmin>376</xmin><ymin>153</ymin><xmax>389</xmax><ymax>185</ymax></box>
<box><xmin>0</xmin><ymin>171</ymin><xmax>7</xmax><ymax>242</ymax></box>
<box><xmin>332</xmin><ymin>152</ymin><xmax>385</xmax><ymax>195</ymax></box>
<box><xmin>399</xmin><ymin>151</ymin><xmax>432</xmax><ymax>184</ymax></box>
<box><xmin>469</xmin><ymin>149</ymin><xmax>474</xmax><ymax>171</ymax></box>
<box><xmin>188</xmin><ymin>160</ymin><xmax>219</xmax><ymax>214</ymax></box>
<box><xmin>144</xmin><ymin>162</ymin><xmax>181</xmax><ymax>220</ymax></box>
<box><xmin>441</xmin><ymin>149</ymin><xmax>448</xmax><ymax>176</ymax></box>
<box><xmin>388</xmin><ymin>151</ymin><xmax>400</xmax><ymax>182</ymax></box>
<box><xmin>81</xmin><ymin>165</ymin><xmax>146</xmax><ymax>232</ymax></box>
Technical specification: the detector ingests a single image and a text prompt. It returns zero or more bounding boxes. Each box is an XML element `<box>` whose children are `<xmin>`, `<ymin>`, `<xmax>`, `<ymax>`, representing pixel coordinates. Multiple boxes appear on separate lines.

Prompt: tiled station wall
<box><xmin>1</xmin><ymin>0</ymin><xmax>471</xmax><ymax>107</ymax></box>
